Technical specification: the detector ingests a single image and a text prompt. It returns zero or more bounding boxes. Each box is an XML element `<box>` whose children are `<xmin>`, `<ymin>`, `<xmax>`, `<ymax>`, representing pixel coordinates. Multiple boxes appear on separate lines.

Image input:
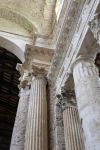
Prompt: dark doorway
<box><xmin>0</xmin><ymin>47</ymin><xmax>21</xmax><ymax>150</ymax></box>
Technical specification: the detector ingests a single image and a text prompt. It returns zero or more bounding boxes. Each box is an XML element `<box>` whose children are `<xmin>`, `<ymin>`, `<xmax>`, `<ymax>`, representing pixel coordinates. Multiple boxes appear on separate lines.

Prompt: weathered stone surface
<box><xmin>10</xmin><ymin>86</ymin><xmax>30</xmax><ymax>150</ymax></box>
<box><xmin>55</xmin><ymin>100</ymin><xmax>65</xmax><ymax>150</ymax></box>
<box><xmin>73</xmin><ymin>56</ymin><xmax>100</xmax><ymax>150</ymax></box>
<box><xmin>63</xmin><ymin>106</ymin><xmax>85</xmax><ymax>150</ymax></box>
<box><xmin>24</xmin><ymin>74</ymin><xmax>48</xmax><ymax>150</ymax></box>
<box><xmin>56</xmin><ymin>87</ymin><xmax>84</xmax><ymax>150</ymax></box>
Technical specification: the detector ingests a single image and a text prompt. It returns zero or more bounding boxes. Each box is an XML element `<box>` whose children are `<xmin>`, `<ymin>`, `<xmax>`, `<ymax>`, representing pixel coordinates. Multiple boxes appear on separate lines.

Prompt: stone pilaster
<box><xmin>59</xmin><ymin>87</ymin><xmax>84</xmax><ymax>150</ymax></box>
<box><xmin>10</xmin><ymin>71</ymin><xmax>31</xmax><ymax>150</ymax></box>
<box><xmin>55</xmin><ymin>95</ymin><xmax>65</xmax><ymax>150</ymax></box>
<box><xmin>73</xmin><ymin>56</ymin><xmax>100</xmax><ymax>150</ymax></box>
<box><xmin>24</xmin><ymin>65</ymin><xmax>48</xmax><ymax>150</ymax></box>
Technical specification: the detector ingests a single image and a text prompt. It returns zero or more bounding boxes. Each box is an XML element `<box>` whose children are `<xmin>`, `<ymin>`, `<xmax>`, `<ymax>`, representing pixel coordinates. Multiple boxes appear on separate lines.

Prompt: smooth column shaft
<box><xmin>63</xmin><ymin>107</ymin><xmax>84</xmax><ymax>150</ymax></box>
<box><xmin>10</xmin><ymin>87</ymin><xmax>30</xmax><ymax>150</ymax></box>
<box><xmin>73</xmin><ymin>57</ymin><xmax>100</xmax><ymax>150</ymax></box>
<box><xmin>24</xmin><ymin>77</ymin><xmax>48</xmax><ymax>150</ymax></box>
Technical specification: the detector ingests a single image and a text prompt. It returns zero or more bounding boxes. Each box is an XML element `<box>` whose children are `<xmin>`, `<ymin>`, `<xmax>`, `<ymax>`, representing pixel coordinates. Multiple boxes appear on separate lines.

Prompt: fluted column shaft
<box><xmin>10</xmin><ymin>86</ymin><xmax>30</xmax><ymax>150</ymax></box>
<box><xmin>73</xmin><ymin>56</ymin><xmax>100</xmax><ymax>150</ymax></box>
<box><xmin>24</xmin><ymin>76</ymin><xmax>48</xmax><ymax>150</ymax></box>
<box><xmin>63</xmin><ymin>106</ymin><xmax>84</xmax><ymax>150</ymax></box>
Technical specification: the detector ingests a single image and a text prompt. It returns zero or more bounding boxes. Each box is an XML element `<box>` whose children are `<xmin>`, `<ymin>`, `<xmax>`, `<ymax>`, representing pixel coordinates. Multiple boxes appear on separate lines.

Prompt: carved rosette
<box><xmin>89</xmin><ymin>13</ymin><xmax>100</xmax><ymax>45</ymax></box>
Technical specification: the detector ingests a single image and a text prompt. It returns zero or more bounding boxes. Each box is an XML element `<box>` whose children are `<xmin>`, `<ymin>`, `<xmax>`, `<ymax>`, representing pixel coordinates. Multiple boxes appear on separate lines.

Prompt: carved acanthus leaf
<box><xmin>89</xmin><ymin>13</ymin><xmax>100</xmax><ymax>45</ymax></box>
<box><xmin>56</xmin><ymin>86</ymin><xmax>77</xmax><ymax>110</ymax></box>
<box><xmin>16</xmin><ymin>63</ymin><xmax>32</xmax><ymax>89</ymax></box>
<box><xmin>31</xmin><ymin>64</ymin><xmax>47</xmax><ymax>77</ymax></box>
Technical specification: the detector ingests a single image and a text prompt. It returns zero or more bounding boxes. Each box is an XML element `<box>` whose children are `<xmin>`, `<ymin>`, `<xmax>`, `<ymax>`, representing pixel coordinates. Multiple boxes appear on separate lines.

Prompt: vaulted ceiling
<box><xmin>0</xmin><ymin>0</ymin><xmax>57</xmax><ymax>36</ymax></box>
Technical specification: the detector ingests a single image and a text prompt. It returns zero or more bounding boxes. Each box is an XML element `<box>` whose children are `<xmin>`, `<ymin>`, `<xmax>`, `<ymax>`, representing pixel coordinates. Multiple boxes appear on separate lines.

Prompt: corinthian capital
<box><xmin>31</xmin><ymin>63</ymin><xmax>47</xmax><ymax>77</ymax></box>
<box><xmin>56</xmin><ymin>87</ymin><xmax>77</xmax><ymax>111</ymax></box>
<box><xmin>16</xmin><ymin>63</ymin><xmax>32</xmax><ymax>89</ymax></box>
<box><xmin>89</xmin><ymin>13</ymin><xmax>100</xmax><ymax>45</ymax></box>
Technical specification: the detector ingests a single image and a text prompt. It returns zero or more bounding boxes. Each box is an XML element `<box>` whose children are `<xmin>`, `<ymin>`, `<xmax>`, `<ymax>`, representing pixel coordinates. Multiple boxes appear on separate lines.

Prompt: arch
<box><xmin>0</xmin><ymin>36</ymin><xmax>24</xmax><ymax>62</ymax></box>
<box><xmin>0</xmin><ymin>7</ymin><xmax>37</xmax><ymax>34</ymax></box>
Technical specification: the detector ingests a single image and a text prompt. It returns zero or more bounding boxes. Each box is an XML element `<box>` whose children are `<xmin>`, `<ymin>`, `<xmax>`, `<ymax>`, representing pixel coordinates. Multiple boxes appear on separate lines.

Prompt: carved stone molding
<box><xmin>0</xmin><ymin>7</ymin><xmax>35</xmax><ymax>33</ymax></box>
<box><xmin>89</xmin><ymin>13</ymin><xmax>100</xmax><ymax>45</ymax></box>
<box><xmin>16</xmin><ymin>63</ymin><xmax>32</xmax><ymax>89</ymax></box>
<box><xmin>23</xmin><ymin>44</ymin><xmax>53</xmax><ymax>72</ymax></box>
<box><xmin>48</xmin><ymin>0</ymin><xmax>82</xmax><ymax>81</ymax></box>
<box><xmin>31</xmin><ymin>64</ymin><xmax>47</xmax><ymax>77</ymax></box>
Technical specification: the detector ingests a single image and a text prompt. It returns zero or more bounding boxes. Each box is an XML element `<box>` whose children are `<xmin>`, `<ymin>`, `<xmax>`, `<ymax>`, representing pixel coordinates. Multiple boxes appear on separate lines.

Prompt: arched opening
<box><xmin>0</xmin><ymin>47</ymin><xmax>21</xmax><ymax>150</ymax></box>
<box><xmin>0</xmin><ymin>36</ymin><xmax>25</xmax><ymax>63</ymax></box>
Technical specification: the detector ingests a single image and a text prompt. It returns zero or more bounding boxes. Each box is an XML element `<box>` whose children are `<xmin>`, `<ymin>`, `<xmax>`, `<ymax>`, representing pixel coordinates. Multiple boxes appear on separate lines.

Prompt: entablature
<box><xmin>48</xmin><ymin>0</ymin><xmax>100</xmax><ymax>94</ymax></box>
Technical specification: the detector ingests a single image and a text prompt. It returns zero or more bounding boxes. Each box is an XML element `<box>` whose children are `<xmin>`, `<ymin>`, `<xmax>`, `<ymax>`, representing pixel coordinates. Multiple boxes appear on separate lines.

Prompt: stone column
<box><xmin>24</xmin><ymin>65</ymin><xmax>48</xmax><ymax>150</ymax></box>
<box><xmin>55</xmin><ymin>95</ymin><xmax>65</xmax><ymax>150</ymax></box>
<box><xmin>73</xmin><ymin>56</ymin><xmax>100</xmax><ymax>150</ymax></box>
<box><xmin>10</xmin><ymin>73</ymin><xmax>30</xmax><ymax>150</ymax></box>
<box><xmin>60</xmin><ymin>87</ymin><xmax>84</xmax><ymax>150</ymax></box>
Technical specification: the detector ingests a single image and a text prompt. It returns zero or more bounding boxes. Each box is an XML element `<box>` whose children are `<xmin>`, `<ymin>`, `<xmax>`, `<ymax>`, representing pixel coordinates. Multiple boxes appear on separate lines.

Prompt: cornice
<box><xmin>48</xmin><ymin>0</ymin><xmax>84</xmax><ymax>80</ymax></box>
<box><xmin>48</xmin><ymin>0</ymin><xmax>100</xmax><ymax>92</ymax></box>
<box><xmin>21</xmin><ymin>43</ymin><xmax>54</xmax><ymax>77</ymax></box>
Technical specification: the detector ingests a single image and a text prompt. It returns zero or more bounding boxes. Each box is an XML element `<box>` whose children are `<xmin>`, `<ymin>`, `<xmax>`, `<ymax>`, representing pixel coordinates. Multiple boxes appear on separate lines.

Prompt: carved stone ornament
<box><xmin>89</xmin><ymin>13</ymin><xmax>100</xmax><ymax>45</ymax></box>
<box><xmin>31</xmin><ymin>63</ymin><xmax>47</xmax><ymax>77</ymax></box>
<box><xmin>16</xmin><ymin>63</ymin><xmax>32</xmax><ymax>89</ymax></box>
<box><xmin>56</xmin><ymin>86</ymin><xmax>77</xmax><ymax>111</ymax></box>
<box><xmin>19</xmin><ymin>72</ymin><xmax>32</xmax><ymax>89</ymax></box>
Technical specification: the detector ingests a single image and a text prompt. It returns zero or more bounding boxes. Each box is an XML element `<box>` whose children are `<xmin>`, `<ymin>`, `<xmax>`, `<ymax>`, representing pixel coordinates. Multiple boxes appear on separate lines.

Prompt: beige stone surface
<box><xmin>63</xmin><ymin>107</ymin><xmax>85</xmax><ymax>150</ymax></box>
<box><xmin>10</xmin><ymin>86</ymin><xmax>30</xmax><ymax>150</ymax></box>
<box><xmin>24</xmin><ymin>75</ymin><xmax>48</xmax><ymax>150</ymax></box>
<box><xmin>73</xmin><ymin>56</ymin><xmax>100</xmax><ymax>150</ymax></box>
<box><xmin>0</xmin><ymin>0</ymin><xmax>57</xmax><ymax>35</ymax></box>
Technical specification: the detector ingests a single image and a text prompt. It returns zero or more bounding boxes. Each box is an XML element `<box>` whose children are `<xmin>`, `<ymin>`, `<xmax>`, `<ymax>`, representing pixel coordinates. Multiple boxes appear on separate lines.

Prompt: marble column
<box><xmin>73</xmin><ymin>56</ymin><xmax>100</xmax><ymax>150</ymax></box>
<box><xmin>24</xmin><ymin>66</ymin><xmax>48</xmax><ymax>150</ymax></box>
<box><xmin>56</xmin><ymin>95</ymin><xmax>65</xmax><ymax>150</ymax></box>
<box><xmin>10</xmin><ymin>75</ymin><xmax>30</xmax><ymax>150</ymax></box>
<box><xmin>60</xmin><ymin>87</ymin><xmax>84</xmax><ymax>150</ymax></box>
